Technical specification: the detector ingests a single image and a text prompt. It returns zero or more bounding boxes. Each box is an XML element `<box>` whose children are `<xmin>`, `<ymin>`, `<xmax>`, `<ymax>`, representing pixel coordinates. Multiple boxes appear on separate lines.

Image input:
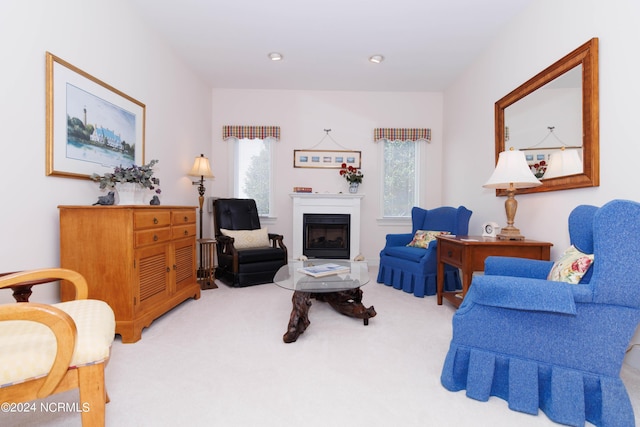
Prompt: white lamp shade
<box><xmin>188</xmin><ymin>155</ymin><xmax>214</xmax><ymax>178</ymax></box>
<box><xmin>483</xmin><ymin>149</ymin><xmax>542</xmax><ymax>190</ymax></box>
<box><xmin>543</xmin><ymin>148</ymin><xmax>583</xmax><ymax>179</ymax></box>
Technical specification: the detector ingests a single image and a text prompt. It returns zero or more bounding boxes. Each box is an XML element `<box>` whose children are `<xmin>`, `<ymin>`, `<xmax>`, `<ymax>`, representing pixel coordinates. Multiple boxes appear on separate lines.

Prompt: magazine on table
<box><xmin>298</xmin><ymin>263</ymin><xmax>350</xmax><ymax>278</ymax></box>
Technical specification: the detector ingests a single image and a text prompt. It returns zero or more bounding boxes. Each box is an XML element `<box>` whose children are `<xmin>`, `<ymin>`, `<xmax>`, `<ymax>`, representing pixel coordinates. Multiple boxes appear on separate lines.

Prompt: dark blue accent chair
<box><xmin>441</xmin><ymin>200</ymin><xmax>640</xmax><ymax>427</ymax></box>
<box><xmin>376</xmin><ymin>206</ymin><xmax>472</xmax><ymax>297</ymax></box>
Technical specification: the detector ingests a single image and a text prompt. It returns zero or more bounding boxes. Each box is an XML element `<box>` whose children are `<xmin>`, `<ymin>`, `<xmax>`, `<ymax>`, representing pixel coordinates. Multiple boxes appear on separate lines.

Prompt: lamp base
<box><xmin>497</xmin><ymin>225</ymin><xmax>525</xmax><ymax>241</ymax></box>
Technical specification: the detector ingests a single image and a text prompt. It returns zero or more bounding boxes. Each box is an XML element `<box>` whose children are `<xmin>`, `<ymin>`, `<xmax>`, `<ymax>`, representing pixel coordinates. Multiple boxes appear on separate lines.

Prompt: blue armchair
<box><xmin>377</xmin><ymin>206</ymin><xmax>472</xmax><ymax>297</ymax></box>
<box><xmin>441</xmin><ymin>200</ymin><xmax>640</xmax><ymax>427</ymax></box>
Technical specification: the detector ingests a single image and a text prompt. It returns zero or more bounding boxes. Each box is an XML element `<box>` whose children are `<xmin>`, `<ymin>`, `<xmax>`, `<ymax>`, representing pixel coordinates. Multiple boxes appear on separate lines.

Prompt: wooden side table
<box><xmin>0</xmin><ymin>272</ymin><xmax>57</xmax><ymax>302</ymax></box>
<box><xmin>436</xmin><ymin>235</ymin><xmax>552</xmax><ymax>308</ymax></box>
<box><xmin>197</xmin><ymin>238</ymin><xmax>218</xmax><ymax>290</ymax></box>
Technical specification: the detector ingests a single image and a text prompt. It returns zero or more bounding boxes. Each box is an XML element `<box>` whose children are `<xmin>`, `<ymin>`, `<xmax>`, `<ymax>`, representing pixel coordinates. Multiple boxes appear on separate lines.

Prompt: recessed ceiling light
<box><xmin>268</xmin><ymin>52</ymin><xmax>283</xmax><ymax>61</ymax></box>
<box><xmin>369</xmin><ymin>55</ymin><xmax>384</xmax><ymax>64</ymax></box>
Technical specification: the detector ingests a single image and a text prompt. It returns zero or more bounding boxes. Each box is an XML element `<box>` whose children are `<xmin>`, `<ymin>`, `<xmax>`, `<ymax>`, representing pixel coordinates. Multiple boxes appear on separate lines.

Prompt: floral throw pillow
<box><xmin>406</xmin><ymin>230</ymin><xmax>451</xmax><ymax>249</ymax></box>
<box><xmin>547</xmin><ymin>245</ymin><xmax>594</xmax><ymax>284</ymax></box>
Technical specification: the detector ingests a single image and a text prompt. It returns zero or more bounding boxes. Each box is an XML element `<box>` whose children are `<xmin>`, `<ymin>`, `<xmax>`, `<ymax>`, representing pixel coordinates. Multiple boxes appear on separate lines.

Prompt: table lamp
<box><xmin>483</xmin><ymin>148</ymin><xmax>541</xmax><ymax>240</ymax></box>
<box><xmin>543</xmin><ymin>147</ymin><xmax>583</xmax><ymax>179</ymax></box>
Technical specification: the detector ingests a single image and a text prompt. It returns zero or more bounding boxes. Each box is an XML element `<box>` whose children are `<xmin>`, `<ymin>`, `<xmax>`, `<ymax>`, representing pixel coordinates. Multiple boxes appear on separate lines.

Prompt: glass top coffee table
<box><xmin>274</xmin><ymin>260</ymin><xmax>376</xmax><ymax>343</ymax></box>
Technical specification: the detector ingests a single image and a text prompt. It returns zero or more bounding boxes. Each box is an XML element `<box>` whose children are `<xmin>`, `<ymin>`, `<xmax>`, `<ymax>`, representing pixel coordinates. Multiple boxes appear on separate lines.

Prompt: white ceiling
<box><xmin>129</xmin><ymin>0</ymin><xmax>533</xmax><ymax>92</ymax></box>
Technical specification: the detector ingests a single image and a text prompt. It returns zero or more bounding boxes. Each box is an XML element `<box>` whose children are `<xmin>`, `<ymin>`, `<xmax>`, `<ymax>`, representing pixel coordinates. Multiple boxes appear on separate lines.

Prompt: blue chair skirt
<box><xmin>377</xmin><ymin>263</ymin><xmax>462</xmax><ymax>297</ymax></box>
<box><xmin>441</xmin><ymin>345</ymin><xmax>635</xmax><ymax>427</ymax></box>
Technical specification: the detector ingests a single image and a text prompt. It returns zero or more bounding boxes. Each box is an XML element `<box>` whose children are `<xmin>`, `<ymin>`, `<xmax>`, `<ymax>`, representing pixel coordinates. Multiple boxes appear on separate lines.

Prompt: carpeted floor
<box><xmin>4</xmin><ymin>268</ymin><xmax>640</xmax><ymax>426</ymax></box>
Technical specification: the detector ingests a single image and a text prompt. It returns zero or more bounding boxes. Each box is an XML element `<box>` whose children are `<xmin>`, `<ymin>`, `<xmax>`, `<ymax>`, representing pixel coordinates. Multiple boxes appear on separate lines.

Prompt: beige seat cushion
<box><xmin>0</xmin><ymin>299</ymin><xmax>115</xmax><ymax>387</ymax></box>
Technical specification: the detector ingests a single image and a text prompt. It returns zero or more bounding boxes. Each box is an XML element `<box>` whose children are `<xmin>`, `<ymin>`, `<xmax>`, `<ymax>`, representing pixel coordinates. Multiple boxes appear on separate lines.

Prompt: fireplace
<box><xmin>303</xmin><ymin>214</ymin><xmax>350</xmax><ymax>259</ymax></box>
<box><xmin>290</xmin><ymin>193</ymin><xmax>363</xmax><ymax>260</ymax></box>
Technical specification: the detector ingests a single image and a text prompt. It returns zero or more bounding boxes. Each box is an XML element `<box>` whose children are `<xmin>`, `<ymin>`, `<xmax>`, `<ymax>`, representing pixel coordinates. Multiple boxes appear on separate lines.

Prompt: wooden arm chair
<box><xmin>0</xmin><ymin>268</ymin><xmax>115</xmax><ymax>427</ymax></box>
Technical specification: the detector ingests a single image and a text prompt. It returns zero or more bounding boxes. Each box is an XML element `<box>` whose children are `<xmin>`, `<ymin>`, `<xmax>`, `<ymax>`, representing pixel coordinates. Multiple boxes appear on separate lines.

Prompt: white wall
<box><xmin>3</xmin><ymin>0</ymin><xmax>640</xmax><ymax>360</ymax></box>
<box><xmin>442</xmin><ymin>0</ymin><xmax>640</xmax><ymax>365</ymax></box>
<box><xmin>443</xmin><ymin>0</ymin><xmax>640</xmax><ymax>254</ymax></box>
<box><xmin>209</xmin><ymin>89</ymin><xmax>444</xmax><ymax>262</ymax></box>
<box><xmin>0</xmin><ymin>0</ymin><xmax>212</xmax><ymax>303</ymax></box>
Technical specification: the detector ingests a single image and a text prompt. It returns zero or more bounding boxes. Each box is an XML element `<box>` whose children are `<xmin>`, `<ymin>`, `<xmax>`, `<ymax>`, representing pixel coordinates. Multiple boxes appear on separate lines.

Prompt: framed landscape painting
<box><xmin>293</xmin><ymin>149</ymin><xmax>361</xmax><ymax>169</ymax></box>
<box><xmin>46</xmin><ymin>52</ymin><xmax>145</xmax><ymax>179</ymax></box>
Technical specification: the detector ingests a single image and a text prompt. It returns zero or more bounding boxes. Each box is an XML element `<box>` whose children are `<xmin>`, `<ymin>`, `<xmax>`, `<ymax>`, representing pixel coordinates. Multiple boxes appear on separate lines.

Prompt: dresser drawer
<box><xmin>134</xmin><ymin>227</ymin><xmax>172</xmax><ymax>247</ymax></box>
<box><xmin>134</xmin><ymin>210</ymin><xmax>171</xmax><ymax>229</ymax></box>
<box><xmin>172</xmin><ymin>210</ymin><xmax>196</xmax><ymax>225</ymax></box>
<box><xmin>173</xmin><ymin>224</ymin><xmax>196</xmax><ymax>239</ymax></box>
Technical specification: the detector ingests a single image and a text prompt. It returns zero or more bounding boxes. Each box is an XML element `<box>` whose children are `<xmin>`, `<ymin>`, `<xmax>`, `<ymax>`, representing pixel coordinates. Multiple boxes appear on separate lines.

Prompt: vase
<box><xmin>349</xmin><ymin>182</ymin><xmax>359</xmax><ymax>193</ymax></box>
<box><xmin>115</xmin><ymin>182</ymin><xmax>145</xmax><ymax>205</ymax></box>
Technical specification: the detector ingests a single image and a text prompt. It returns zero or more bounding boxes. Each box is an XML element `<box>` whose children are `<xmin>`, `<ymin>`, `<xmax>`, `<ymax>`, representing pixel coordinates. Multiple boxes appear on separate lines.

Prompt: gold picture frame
<box><xmin>293</xmin><ymin>149</ymin><xmax>361</xmax><ymax>169</ymax></box>
<box><xmin>46</xmin><ymin>52</ymin><xmax>146</xmax><ymax>179</ymax></box>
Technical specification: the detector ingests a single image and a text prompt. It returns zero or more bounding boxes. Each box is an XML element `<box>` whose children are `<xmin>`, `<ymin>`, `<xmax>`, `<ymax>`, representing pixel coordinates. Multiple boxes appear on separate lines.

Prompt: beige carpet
<box><xmin>4</xmin><ymin>268</ymin><xmax>640</xmax><ymax>426</ymax></box>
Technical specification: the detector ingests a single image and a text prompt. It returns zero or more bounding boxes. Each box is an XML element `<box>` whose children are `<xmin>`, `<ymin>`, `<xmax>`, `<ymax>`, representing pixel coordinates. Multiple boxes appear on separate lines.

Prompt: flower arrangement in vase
<box><xmin>530</xmin><ymin>160</ymin><xmax>547</xmax><ymax>179</ymax></box>
<box><xmin>339</xmin><ymin>163</ymin><xmax>363</xmax><ymax>184</ymax></box>
<box><xmin>91</xmin><ymin>160</ymin><xmax>161</xmax><ymax>205</ymax></box>
<box><xmin>339</xmin><ymin>163</ymin><xmax>363</xmax><ymax>193</ymax></box>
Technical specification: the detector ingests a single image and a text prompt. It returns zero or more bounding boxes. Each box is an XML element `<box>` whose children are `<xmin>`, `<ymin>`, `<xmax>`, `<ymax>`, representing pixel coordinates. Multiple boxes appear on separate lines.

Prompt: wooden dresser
<box><xmin>59</xmin><ymin>205</ymin><xmax>201</xmax><ymax>343</ymax></box>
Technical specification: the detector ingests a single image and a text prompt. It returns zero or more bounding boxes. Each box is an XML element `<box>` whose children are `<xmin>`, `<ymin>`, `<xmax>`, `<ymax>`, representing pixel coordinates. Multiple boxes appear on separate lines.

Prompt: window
<box><xmin>234</xmin><ymin>138</ymin><xmax>272</xmax><ymax>216</ymax></box>
<box><xmin>382</xmin><ymin>140</ymin><xmax>419</xmax><ymax>217</ymax></box>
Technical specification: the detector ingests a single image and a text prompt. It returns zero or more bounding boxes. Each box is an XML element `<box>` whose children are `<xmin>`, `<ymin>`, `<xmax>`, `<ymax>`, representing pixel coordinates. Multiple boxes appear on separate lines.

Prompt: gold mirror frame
<box><xmin>495</xmin><ymin>38</ymin><xmax>599</xmax><ymax>194</ymax></box>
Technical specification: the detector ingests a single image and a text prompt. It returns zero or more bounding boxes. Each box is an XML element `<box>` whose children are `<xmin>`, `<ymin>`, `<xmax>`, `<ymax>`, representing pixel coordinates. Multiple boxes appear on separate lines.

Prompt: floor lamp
<box><xmin>188</xmin><ymin>154</ymin><xmax>216</xmax><ymax>288</ymax></box>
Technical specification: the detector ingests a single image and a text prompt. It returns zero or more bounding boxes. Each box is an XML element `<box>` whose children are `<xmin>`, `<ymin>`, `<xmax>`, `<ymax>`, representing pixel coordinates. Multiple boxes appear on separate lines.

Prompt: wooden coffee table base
<box><xmin>283</xmin><ymin>288</ymin><xmax>376</xmax><ymax>343</ymax></box>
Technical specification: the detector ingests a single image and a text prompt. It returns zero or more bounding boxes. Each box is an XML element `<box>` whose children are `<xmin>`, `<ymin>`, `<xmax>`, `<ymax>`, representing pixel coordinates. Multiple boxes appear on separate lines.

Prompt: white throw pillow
<box><xmin>220</xmin><ymin>228</ymin><xmax>271</xmax><ymax>249</ymax></box>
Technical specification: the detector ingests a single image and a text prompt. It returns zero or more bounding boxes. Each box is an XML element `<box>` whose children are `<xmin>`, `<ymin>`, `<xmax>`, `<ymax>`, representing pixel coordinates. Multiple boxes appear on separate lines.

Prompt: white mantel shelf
<box><xmin>290</xmin><ymin>193</ymin><xmax>363</xmax><ymax>259</ymax></box>
<box><xmin>289</xmin><ymin>192</ymin><xmax>364</xmax><ymax>199</ymax></box>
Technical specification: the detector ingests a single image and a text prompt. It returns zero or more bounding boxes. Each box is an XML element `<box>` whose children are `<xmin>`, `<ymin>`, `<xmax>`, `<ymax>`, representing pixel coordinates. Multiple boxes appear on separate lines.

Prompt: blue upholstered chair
<box><xmin>441</xmin><ymin>200</ymin><xmax>640</xmax><ymax>427</ymax></box>
<box><xmin>377</xmin><ymin>205</ymin><xmax>472</xmax><ymax>297</ymax></box>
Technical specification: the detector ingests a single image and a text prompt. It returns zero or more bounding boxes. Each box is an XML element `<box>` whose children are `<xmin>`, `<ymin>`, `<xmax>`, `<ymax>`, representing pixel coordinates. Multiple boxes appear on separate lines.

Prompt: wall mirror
<box><xmin>495</xmin><ymin>38</ymin><xmax>599</xmax><ymax>194</ymax></box>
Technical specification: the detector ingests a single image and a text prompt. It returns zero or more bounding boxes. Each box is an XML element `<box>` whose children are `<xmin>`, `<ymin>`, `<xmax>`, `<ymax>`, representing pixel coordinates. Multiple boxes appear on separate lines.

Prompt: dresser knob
<box><xmin>153</xmin><ymin>235</ymin><xmax>158</xmax><ymax>241</ymax></box>
<box><xmin>184</xmin><ymin>216</ymin><xmax>188</xmax><ymax>222</ymax></box>
<box><xmin>173</xmin><ymin>264</ymin><xmax>177</xmax><ymax>270</ymax></box>
<box><xmin>153</xmin><ymin>217</ymin><xmax>158</xmax><ymax>224</ymax></box>
<box><xmin>184</xmin><ymin>230</ymin><xmax>188</xmax><ymax>236</ymax></box>
<box><xmin>166</xmin><ymin>267</ymin><xmax>170</xmax><ymax>273</ymax></box>
<box><xmin>448</xmin><ymin>250</ymin><xmax>453</xmax><ymax>257</ymax></box>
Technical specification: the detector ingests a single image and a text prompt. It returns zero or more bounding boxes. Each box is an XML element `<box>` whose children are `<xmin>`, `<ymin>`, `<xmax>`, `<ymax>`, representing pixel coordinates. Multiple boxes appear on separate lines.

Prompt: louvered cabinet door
<box><xmin>171</xmin><ymin>209</ymin><xmax>197</xmax><ymax>293</ymax></box>
<box><xmin>134</xmin><ymin>243</ymin><xmax>171</xmax><ymax>313</ymax></box>
<box><xmin>173</xmin><ymin>237</ymin><xmax>196</xmax><ymax>292</ymax></box>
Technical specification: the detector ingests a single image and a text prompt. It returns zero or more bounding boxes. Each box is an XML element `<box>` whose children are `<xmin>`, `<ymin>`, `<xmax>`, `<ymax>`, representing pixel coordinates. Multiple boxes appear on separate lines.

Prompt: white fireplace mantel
<box><xmin>290</xmin><ymin>193</ymin><xmax>363</xmax><ymax>259</ymax></box>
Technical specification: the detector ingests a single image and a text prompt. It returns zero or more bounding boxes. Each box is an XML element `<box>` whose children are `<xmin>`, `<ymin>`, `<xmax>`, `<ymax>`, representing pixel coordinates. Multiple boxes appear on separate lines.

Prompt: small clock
<box><xmin>482</xmin><ymin>221</ymin><xmax>500</xmax><ymax>237</ymax></box>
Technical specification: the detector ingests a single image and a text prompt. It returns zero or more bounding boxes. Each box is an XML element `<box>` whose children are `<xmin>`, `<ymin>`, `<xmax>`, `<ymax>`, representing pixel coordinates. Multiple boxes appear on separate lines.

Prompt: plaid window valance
<box><xmin>223</xmin><ymin>125</ymin><xmax>280</xmax><ymax>141</ymax></box>
<box><xmin>373</xmin><ymin>128</ymin><xmax>431</xmax><ymax>142</ymax></box>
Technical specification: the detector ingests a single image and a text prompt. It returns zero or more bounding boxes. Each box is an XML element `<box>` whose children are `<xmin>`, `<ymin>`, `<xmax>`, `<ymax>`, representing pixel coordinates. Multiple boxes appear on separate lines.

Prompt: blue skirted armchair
<box><xmin>441</xmin><ymin>200</ymin><xmax>640</xmax><ymax>427</ymax></box>
<box><xmin>377</xmin><ymin>205</ymin><xmax>472</xmax><ymax>297</ymax></box>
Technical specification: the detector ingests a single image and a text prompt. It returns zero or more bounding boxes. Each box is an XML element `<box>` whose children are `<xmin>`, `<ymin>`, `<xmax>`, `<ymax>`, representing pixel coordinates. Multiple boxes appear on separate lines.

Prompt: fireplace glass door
<box><xmin>303</xmin><ymin>214</ymin><xmax>350</xmax><ymax>259</ymax></box>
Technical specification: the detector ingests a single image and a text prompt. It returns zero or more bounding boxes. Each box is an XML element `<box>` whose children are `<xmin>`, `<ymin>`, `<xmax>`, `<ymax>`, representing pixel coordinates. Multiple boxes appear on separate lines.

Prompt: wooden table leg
<box><xmin>11</xmin><ymin>284</ymin><xmax>34</xmax><ymax>302</ymax></box>
<box><xmin>283</xmin><ymin>288</ymin><xmax>376</xmax><ymax>343</ymax></box>
<box><xmin>437</xmin><ymin>260</ymin><xmax>444</xmax><ymax>305</ymax></box>
<box><xmin>461</xmin><ymin>266</ymin><xmax>472</xmax><ymax>299</ymax></box>
<box><xmin>314</xmin><ymin>288</ymin><xmax>376</xmax><ymax>325</ymax></box>
<box><xmin>283</xmin><ymin>291</ymin><xmax>312</xmax><ymax>343</ymax></box>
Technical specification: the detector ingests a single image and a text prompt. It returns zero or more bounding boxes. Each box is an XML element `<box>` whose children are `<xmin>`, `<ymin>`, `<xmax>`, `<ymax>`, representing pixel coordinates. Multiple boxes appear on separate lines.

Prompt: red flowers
<box><xmin>339</xmin><ymin>163</ymin><xmax>363</xmax><ymax>183</ymax></box>
<box><xmin>531</xmin><ymin>160</ymin><xmax>547</xmax><ymax>178</ymax></box>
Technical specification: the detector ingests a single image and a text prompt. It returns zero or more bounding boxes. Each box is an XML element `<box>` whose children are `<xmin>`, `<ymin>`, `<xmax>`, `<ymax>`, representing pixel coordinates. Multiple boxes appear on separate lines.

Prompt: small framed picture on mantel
<box><xmin>293</xmin><ymin>149</ymin><xmax>361</xmax><ymax>169</ymax></box>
